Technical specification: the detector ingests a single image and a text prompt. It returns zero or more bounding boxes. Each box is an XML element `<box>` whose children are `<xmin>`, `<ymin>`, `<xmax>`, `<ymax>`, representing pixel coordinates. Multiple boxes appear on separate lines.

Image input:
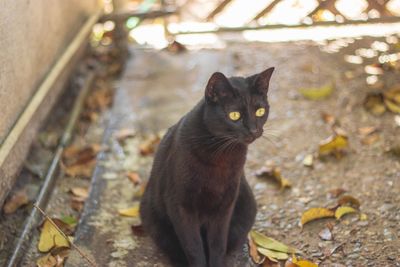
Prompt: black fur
<box><xmin>140</xmin><ymin>68</ymin><xmax>274</xmax><ymax>267</ymax></box>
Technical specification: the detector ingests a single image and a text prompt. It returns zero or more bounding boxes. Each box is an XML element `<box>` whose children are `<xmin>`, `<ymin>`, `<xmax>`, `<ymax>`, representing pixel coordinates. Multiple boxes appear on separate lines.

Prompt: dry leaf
<box><xmin>384</xmin><ymin>98</ymin><xmax>400</xmax><ymax>113</ymax></box>
<box><xmin>359</xmin><ymin>213</ymin><xmax>368</xmax><ymax>221</ymax></box>
<box><xmin>292</xmin><ymin>255</ymin><xmax>318</xmax><ymax>267</ymax></box>
<box><xmin>86</xmin><ymin>87</ymin><xmax>113</xmax><ymax>111</ymax></box>
<box><xmin>118</xmin><ymin>204</ymin><xmax>140</xmax><ymax>217</ymax></box>
<box><xmin>255</xmin><ymin>166</ymin><xmax>292</xmax><ymax>189</ymax></box>
<box><xmin>358</xmin><ymin>126</ymin><xmax>378</xmax><ymax>136</ymax></box>
<box><xmin>70</xmin><ymin>187</ymin><xmax>89</xmax><ymax>199</ymax></box>
<box><xmin>131</xmin><ymin>224</ymin><xmax>146</xmax><ymax>237</ymax></box>
<box><xmin>335</xmin><ymin>206</ymin><xmax>357</xmax><ymax>219</ymax></box>
<box><xmin>364</xmin><ymin>93</ymin><xmax>386</xmax><ymax>115</ymax></box>
<box><xmin>62</xmin><ymin>159</ymin><xmax>96</xmax><ymax>178</ymax></box>
<box><xmin>384</xmin><ymin>86</ymin><xmax>400</xmax><ymax>104</ymax></box>
<box><xmin>262</xmin><ymin>257</ymin><xmax>280</xmax><ymax>267</ymax></box>
<box><xmin>36</xmin><ymin>253</ymin><xmax>57</xmax><ymax>267</ymax></box>
<box><xmin>38</xmin><ymin>219</ymin><xmax>71</xmax><ymax>252</ymax></box>
<box><xmin>327</xmin><ymin>188</ymin><xmax>346</xmax><ymax>198</ymax></box>
<box><xmin>139</xmin><ymin>135</ymin><xmax>161</xmax><ymax>156</ymax></box>
<box><xmin>258</xmin><ymin>247</ymin><xmax>288</xmax><ymax>261</ymax></box>
<box><xmin>248</xmin><ymin>235</ymin><xmax>264</xmax><ymax>264</ymax></box>
<box><xmin>114</xmin><ymin>128</ymin><xmax>136</xmax><ymax>141</ymax></box>
<box><xmin>300</xmin><ymin>208</ymin><xmax>335</xmax><ymax>227</ymax></box>
<box><xmin>318</xmin><ymin>134</ymin><xmax>348</xmax><ymax>158</ymax></box>
<box><xmin>299</xmin><ymin>83</ymin><xmax>334</xmax><ymax>100</ymax></box>
<box><xmin>337</xmin><ymin>195</ymin><xmax>361</xmax><ymax>209</ymax></box>
<box><xmin>361</xmin><ymin>133</ymin><xmax>380</xmax><ymax>145</ymax></box>
<box><xmin>70</xmin><ymin>200</ymin><xmax>84</xmax><ymax>212</ymax></box>
<box><xmin>3</xmin><ymin>189</ymin><xmax>29</xmax><ymax>214</ymax></box>
<box><xmin>302</xmin><ymin>154</ymin><xmax>313</xmax><ymax>167</ymax></box>
<box><xmin>250</xmin><ymin>231</ymin><xmax>299</xmax><ymax>254</ymax></box>
<box><xmin>321</xmin><ymin>112</ymin><xmax>336</xmax><ymax>125</ymax></box>
<box><xmin>126</xmin><ymin>172</ymin><xmax>142</xmax><ymax>185</ymax></box>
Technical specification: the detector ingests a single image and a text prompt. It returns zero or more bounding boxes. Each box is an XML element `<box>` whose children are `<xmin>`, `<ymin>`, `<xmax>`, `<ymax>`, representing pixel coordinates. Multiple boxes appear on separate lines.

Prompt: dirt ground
<box><xmin>2</xmin><ymin>35</ymin><xmax>400</xmax><ymax>267</ymax></box>
<box><xmin>69</xmin><ymin>36</ymin><xmax>399</xmax><ymax>266</ymax></box>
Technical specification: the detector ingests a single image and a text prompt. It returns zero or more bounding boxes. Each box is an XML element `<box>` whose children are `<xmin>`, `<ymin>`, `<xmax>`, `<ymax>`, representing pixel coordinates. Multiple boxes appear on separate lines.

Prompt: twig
<box><xmin>33</xmin><ymin>204</ymin><xmax>98</xmax><ymax>267</ymax></box>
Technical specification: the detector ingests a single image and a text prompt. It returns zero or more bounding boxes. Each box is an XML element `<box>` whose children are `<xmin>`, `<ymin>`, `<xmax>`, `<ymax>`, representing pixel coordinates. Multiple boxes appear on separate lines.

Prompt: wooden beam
<box><xmin>252</xmin><ymin>0</ymin><xmax>282</xmax><ymax>22</ymax></box>
<box><xmin>100</xmin><ymin>8</ymin><xmax>177</xmax><ymax>22</ymax></box>
<box><xmin>206</xmin><ymin>0</ymin><xmax>233</xmax><ymax>21</ymax></box>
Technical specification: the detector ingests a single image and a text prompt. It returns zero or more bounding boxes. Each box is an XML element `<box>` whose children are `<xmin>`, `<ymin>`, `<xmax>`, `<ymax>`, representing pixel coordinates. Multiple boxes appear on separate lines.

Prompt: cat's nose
<box><xmin>249</xmin><ymin>128</ymin><xmax>260</xmax><ymax>136</ymax></box>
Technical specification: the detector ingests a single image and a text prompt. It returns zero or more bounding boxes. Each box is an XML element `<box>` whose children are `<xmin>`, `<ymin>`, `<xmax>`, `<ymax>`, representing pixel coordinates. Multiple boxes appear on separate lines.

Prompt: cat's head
<box><xmin>203</xmin><ymin>68</ymin><xmax>274</xmax><ymax>144</ymax></box>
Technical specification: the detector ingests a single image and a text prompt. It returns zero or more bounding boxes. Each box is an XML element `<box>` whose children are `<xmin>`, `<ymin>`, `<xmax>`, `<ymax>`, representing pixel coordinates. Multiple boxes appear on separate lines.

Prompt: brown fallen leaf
<box><xmin>335</xmin><ymin>206</ymin><xmax>357</xmax><ymax>219</ymax></box>
<box><xmin>318</xmin><ymin>134</ymin><xmax>348</xmax><ymax>158</ymax></box>
<box><xmin>70</xmin><ymin>187</ymin><xmax>89</xmax><ymax>199</ymax></box>
<box><xmin>248</xmin><ymin>234</ymin><xmax>265</xmax><ymax>264</ymax></box>
<box><xmin>364</xmin><ymin>93</ymin><xmax>386</xmax><ymax>116</ymax></box>
<box><xmin>3</xmin><ymin>189</ymin><xmax>29</xmax><ymax>214</ymax></box>
<box><xmin>70</xmin><ymin>199</ymin><xmax>84</xmax><ymax>212</ymax></box>
<box><xmin>361</xmin><ymin>133</ymin><xmax>380</xmax><ymax>145</ymax></box>
<box><xmin>384</xmin><ymin>98</ymin><xmax>400</xmax><ymax>113</ymax></box>
<box><xmin>62</xmin><ymin>159</ymin><xmax>96</xmax><ymax>178</ymax></box>
<box><xmin>255</xmin><ymin>166</ymin><xmax>292</xmax><ymax>189</ymax></box>
<box><xmin>321</xmin><ymin>112</ymin><xmax>336</xmax><ymax>125</ymax></box>
<box><xmin>262</xmin><ymin>257</ymin><xmax>280</xmax><ymax>267</ymax></box>
<box><xmin>384</xmin><ymin>85</ymin><xmax>400</xmax><ymax>104</ymax></box>
<box><xmin>327</xmin><ymin>188</ymin><xmax>347</xmax><ymax>198</ymax></box>
<box><xmin>131</xmin><ymin>224</ymin><xmax>146</xmax><ymax>237</ymax></box>
<box><xmin>86</xmin><ymin>87</ymin><xmax>113</xmax><ymax>111</ymax></box>
<box><xmin>62</xmin><ymin>144</ymin><xmax>101</xmax><ymax>166</ymax></box>
<box><xmin>300</xmin><ymin>208</ymin><xmax>335</xmax><ymax>227</ymax></box>
<box><xmin>139</xmin><ymin>135</ymin><xmax>161</xmax><ymax>156</ymax></box>
<box><xmin>166</xmin><ymin>40</ymin><xmax>187</xmax><ymax>54</ymax></box>
<box><xmin>358</xmin><ymin>126</ymin><xmax>378</xmax><ymax>136</ymax></box>
<box><xmin>126</xmin><ymin>172</ymin><xmax>142</xmax><ymax>185</ymax></box>
<box><xmin>36</xmin><ymin>253</ymin><xmax>57</xmax><ymax>267</ymax></box>
<box><xmin>337</xmin><ymin>195</ymin><xmax>361</xmax><ymax>209</ymax></box>
<box><xmin>114</xmin><ymin>128</ymin><xmax>136</xmax><ymax>141</ymax></box>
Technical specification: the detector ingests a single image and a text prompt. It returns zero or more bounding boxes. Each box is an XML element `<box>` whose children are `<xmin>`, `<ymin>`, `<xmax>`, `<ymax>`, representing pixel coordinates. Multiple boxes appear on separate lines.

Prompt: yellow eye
<box><xmin>229</xmin><ymin>111</ymin><xmax>241</xmax><ymax>121</ymax></box>
<box><xmin>255</xmin><ymin>108</ymin><xmax>265</xmax><ymax>117</ymax></box>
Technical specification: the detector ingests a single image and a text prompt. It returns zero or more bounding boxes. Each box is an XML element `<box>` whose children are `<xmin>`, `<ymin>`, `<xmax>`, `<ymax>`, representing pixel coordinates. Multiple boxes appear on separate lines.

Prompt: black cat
<box><xmin>140</xmin><ymin>67</ymin><xmax>274</xmax><ymax>267</ymax></box>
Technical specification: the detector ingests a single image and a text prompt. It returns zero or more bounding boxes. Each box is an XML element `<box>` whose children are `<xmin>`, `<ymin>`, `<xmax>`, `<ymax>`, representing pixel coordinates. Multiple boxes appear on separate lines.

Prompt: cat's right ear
<box><xmin>205</xmin><ymin>72</ymin><xmax>233</xmax><ymax>103</ymax></box>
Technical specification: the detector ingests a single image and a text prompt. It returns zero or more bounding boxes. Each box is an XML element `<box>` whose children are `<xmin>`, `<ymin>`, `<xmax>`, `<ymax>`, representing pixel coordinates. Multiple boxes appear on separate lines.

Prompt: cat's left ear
<box><xmin>252</xmin><ymin>67</ymin><xmax>275</xmax><ymax>94</ymax></box>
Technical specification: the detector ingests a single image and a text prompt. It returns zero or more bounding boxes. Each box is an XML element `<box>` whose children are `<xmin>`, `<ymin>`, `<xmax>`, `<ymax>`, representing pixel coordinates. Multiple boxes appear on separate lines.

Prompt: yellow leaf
<box><xmin>318</xmin><ymin>135</ymin><xmax>348</xmax><ymax>156</ymax></box>
<box><xmin>258</xmin><ymin>247</ymin><xmax>288</xmax><ymax>261</ymax></box>
<box><xmin>384</xmin><ymin>98</ymin><xmax>400</xmax><ymax>113</ymax></box>
<box><xmin>359</xmin><ymin>213</ymin><xmax>368</xmax><ymax>221</ymax></box>
<box><xmin>255</xmin><ymin>167</ymin><xmax>292</xmax><ymax>190</ymax></box>
<box><xmin>292</xmin><ymin>255</ymin><xmax>318</xmax><ymax>267</ymax></box>
<box><xmin>300</xmin><ymin>208</ymin><xmax>335</xmax><ymax>227</ymax></box>
<box><xmin>118</xmin><ymin>204</ymin><xmax>140</xmax><ymax>217</ymax></box>
<box><xmin>250</xmin><ymin>231</ymin><xmax>299</xmax><ymax>254</ymax></box>
<box><xmin>38</xmin><ymin>220</ymin><xmax>70</xmax><ymax>252</ymax></box>
<box><xmin>299</xmin><ymin>83</ymin><xmax>334</xmax><ymax>100</ymax></box>
<box><xmin>335</xmin><ymin>206</ymin><xmax>357</xmax><ymax>219</ymax></box>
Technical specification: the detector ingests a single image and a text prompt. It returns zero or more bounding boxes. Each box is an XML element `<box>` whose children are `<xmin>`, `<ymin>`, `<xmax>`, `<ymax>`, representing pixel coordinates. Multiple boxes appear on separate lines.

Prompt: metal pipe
<box><xmin>6</xmin><ymin>72</ymin><xmax>95</xmax><ymax>267</ymax></box>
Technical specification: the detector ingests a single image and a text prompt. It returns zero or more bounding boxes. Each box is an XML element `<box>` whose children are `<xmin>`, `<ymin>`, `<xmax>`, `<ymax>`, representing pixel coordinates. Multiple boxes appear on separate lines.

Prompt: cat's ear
<box><xmin>252</xmin><ymin>67</ymin><xmax>274</xmax><ymax>94</ymax></box>
<box><xmin>205</xmin><ymin>72</ymin><xmax>233</xmax><ymax>102</ymax></box>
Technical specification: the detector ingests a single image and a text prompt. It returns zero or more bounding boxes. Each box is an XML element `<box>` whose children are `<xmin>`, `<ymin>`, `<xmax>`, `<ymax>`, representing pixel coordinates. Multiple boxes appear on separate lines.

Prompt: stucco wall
<box><xmin>0</xmin><ymin>0</ymin><xmax>99</xmax><ymax>143</ymax></box>
<box><xmin>0</xmin><ymin>0</ymin><xmax>100</xmax><ymax>205</ymax></box>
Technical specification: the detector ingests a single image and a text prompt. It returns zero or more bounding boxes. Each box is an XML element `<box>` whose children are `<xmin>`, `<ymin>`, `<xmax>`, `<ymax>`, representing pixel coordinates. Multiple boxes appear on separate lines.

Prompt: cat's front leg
<box><xmin>169</xmin><ymin>207</ymin><xmax>207</xmax><ymax>267</ymax></box>
<box><xmin>207</xmin><ymin>212</ymin><xmax>232</xmax><ymax>267</ymax></box>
